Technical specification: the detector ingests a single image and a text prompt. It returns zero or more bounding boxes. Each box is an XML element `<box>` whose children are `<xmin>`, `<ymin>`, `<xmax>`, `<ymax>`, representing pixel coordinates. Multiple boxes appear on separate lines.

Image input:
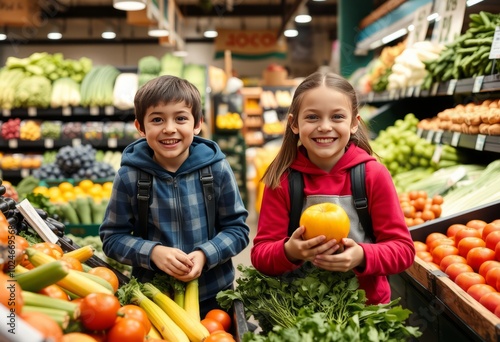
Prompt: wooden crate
<box><xmin>404</xmin><ymin>200</ymin><xmax>500</xmax><ymax>341</ymax></box>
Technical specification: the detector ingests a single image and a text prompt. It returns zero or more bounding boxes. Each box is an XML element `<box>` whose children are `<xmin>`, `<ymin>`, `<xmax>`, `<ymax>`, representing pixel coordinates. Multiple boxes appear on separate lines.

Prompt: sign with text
<box><xmin>0</xmin><ymin>0</ymin><xmax>40</xmax><ymax>26</ymax></box>
<box><xmin>215</xmin><ymin>29</ymin><xmax>287</xmax><ymax>59</ymax></box>
<box><xmin>407</xmin><ymin>2</ymin><xmax>433</xmax><ymax>46</ymax></box>
<box><xmin>490</xmin><ymin>26</ymin><xmax>500</xmax><ymax>59</ymax></box>
<box><xmin>431</xmin><ymin>0</ymin><xmax>467</xmax><ymax>45</ymax></box>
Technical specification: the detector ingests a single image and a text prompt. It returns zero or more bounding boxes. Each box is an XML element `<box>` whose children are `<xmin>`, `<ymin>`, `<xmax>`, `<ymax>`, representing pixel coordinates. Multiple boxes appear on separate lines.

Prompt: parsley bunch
<box><xmin>217</xmin><ymin>263</ymin><xmax>421</xmax><ymax>341</ymax></box>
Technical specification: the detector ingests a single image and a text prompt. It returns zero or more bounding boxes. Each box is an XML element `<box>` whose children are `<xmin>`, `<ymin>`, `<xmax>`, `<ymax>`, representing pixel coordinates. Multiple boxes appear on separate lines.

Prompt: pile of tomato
<box><xmin>415</xmin><ymin>218</ymin><xmax>500</xmax><ymax>316</ymax></box>
<box><xmin>398</xmin><ymin>190</ymin><xmax>444</xmax><ymax>227</ymax></box>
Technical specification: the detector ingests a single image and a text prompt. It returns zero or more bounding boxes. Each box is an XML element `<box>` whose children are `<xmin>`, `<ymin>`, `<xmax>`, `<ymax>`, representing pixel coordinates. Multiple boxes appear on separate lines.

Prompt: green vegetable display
<box><xmin>217</xmin><ymin>263</ymin><xmax>421</xmax><ymax>341</ymax></box>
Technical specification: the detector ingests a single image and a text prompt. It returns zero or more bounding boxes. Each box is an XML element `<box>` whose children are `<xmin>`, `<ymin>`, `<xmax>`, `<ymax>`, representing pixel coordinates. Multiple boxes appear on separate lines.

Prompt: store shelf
<box><xmin>419</xmin><ymin>129</ymin><xmax>500</xmax><ymax>154</ymax></box>
<box><xmin>0</xmin><ymin>137</ymin><xmax>137</xmax><ymax>150</ymax></box>
<box><xmin>1</xmin><ymin>106</ymin><xmax>134</xmax><ymax>119</ymax></box>
<box><xmin>359</xmin><ymin>73</ymin><xmax>500</xmax><ymax>104</ymax></box>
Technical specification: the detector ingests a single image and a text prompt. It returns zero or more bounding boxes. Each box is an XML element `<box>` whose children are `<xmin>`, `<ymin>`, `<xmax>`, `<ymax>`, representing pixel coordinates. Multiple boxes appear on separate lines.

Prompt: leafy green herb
<box><xmin>217</xmin><ymin>263</ymin><xmax>421</xmax><ymax>340</ymax></box>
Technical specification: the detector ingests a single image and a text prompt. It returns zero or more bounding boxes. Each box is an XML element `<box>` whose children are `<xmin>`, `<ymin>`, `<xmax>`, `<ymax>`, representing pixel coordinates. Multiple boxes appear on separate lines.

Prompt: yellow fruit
<box><xmin>300</xmin><ymin>203</ymin><xmax>350</xmax><ymax>241</ymax></box>
<box><xmin>58</xmin><ymin>182</ymin><xmax>74</xmax><ymax>193</ymax></box>
<box><xmin>78</xmin><ymin>179</ymin><xmax>94</xmax><ymax>192</ymax></box>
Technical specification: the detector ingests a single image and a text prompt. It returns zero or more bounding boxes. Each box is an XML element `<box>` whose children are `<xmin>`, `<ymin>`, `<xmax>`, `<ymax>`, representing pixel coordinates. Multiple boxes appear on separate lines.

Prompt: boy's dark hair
<box><xmin>134</xmin><ymin>75</ymin><xmax>203</xmax><ymax>132</ymax></box>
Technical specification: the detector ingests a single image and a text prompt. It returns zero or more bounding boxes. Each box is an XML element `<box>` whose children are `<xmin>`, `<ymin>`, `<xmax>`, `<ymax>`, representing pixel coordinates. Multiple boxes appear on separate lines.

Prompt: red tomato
<box><xmin>425</xmin><ymin>232</ymin><xmax>447</xmax><ymax>247</ymax></box>
<box><xmin>467</xmin><ymin>283</ymin><xmax>496</xmax><ymax>302</ymax></box>
<box><xmin>495</xmin><ymin>242</ymin><xmax>500</xmax><ymax>262</ymax></box>
<box><xmin>201</xmin><ymin>318</ymin><xmax>225</xmax><ymax>334</ymax></box>
<box><xmin>485</xmin><ymin>267</ymin><xmax>500</xmax><ymax>289</ymax></box>
<box><xmin>80</xmin><ymin>293</ymin><xmax>121</xmax><ymax>331</ymax></box>
<box><xmin>428</xmin><ymin>238</ymin><xmax>455</xmax><ymax>253</ymax></box>
<box><xmin>431</xmin><ymin>244</ymin><xmax>459</xmax><ymax>266</ymax></box>
<box><xmin>455</xmin><ymin>272</ymin><xmax>485</xmax><ymax>292</ymax></box>
<box><xmin>482</xmin><ymin>223</ymin><xmax>500</xmax><ymax>240</ymax></box>
<box><xmin>445</xmin><ymin>263</ymin><xmax>474</xmax><ymax>282</ymax></box>
<box><xmin>413</xmin><ymin>241</ymin><xmax>428</xmax><ymax>252</ymax></box>
<box><xmin>447</xmin><ymin>224</ymin><xmax>467</xmax><ymax>238</ymax></box>
<box><xmin>467</xmin><ymin>219</ymin><xmax>488</xmax><ymax>230</ymax></box>
<box><xmin>479</xmin><ymin>292</ymin><xmax>500</xmax><ymax>313</ymax></box>
<box><xmin>416</xmin><ymin>251</ymin><xmax>433</xmax><ymax>263</ymax></box>
<box><xmin>107</xmin><ymin>317</ymin><xmax>146</xmax><ymax>342</ymax></box>
<box><xmin>458</xmin><ymin>237</ymin><xmax>486</xmax><ymax>258</ymax></box>
<box><xmin>479</xmin><ymin>260</ymin><xmax>500</xmax><ymax>278</ymax></box>
<box><xmin>204</xmin><ymin>331</ymin><xmax>236</xmax><ymax>342</ymax></box>
<box><xmin>117</xmin><ymin>305</ymin><xmax>151</xmax><ymax>333</ymax></box>
<box><xmin>455</xmin><ymin>228</ymin><xmax>482</xmax><ymax>247</ymax></box>
<box><xmin>485</xmin><ymin>231</ymin><xmax>500</xmax><ymax>251</ymax></box>
<box><xmin>440</xmin><ymin>254</ymin><xmax>467</xmax><ymax>272</ymax></box>
<box><xmin>467</xmin><ymin>247</ymin><xmax>496</xmax><ymax>272</ymax></box>
<box><xmin>205</xmin><ymin>309</ymin><xmax>232</xmax><ymax>332</ymax></box>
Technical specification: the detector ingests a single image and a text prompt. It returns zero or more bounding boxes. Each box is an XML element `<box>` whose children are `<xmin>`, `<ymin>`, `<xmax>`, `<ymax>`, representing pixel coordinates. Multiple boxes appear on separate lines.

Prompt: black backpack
<box><xmin>136</xmin><ymin>166</ymin><xmax>216</xmax><ymax>239</ymax></box>
<box><xmin>287</xmin><ymin>163</ymin><xmax>375</xmax><ymax>242</ymax></box>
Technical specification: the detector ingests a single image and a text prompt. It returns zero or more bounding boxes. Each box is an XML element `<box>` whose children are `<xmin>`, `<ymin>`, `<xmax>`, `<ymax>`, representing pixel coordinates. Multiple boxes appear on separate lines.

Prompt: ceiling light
<box><xmin>148</xmin><ymin>26</ymin><xmax>169</xmax><ymax>37</ymax></box>
<box><xmin>113</xmin><ymin>0</ymin><xmax>146</xmax><ymax>11</ymax></box>
<box><xmin>204</xmin><ymin>25</ymin><xmax>218</xmax><ymax>38</ymax></box>
<box><xmin>466</xmin><ymin>0</ymin><xmax>483</xmax><ymax>6</ymax></box>
<box><xmin>381</xmin><ymin>28</ymin><xmax>408</xmax><ymax>44</ymax></box>
<box><xmin>102</xmin><ymin>28</ymin><xmax>116</xmax><ymax>39</ymax></box>
<box><xmin>0</xmin><ymin>28</ymin><xmax>7</xmax><ymax>41</ymax></box>
<box><xmin>427</xmin><ymin>13</ymin><xmax>439</xmax><ymax>22</ymax></box>
<box><xmin>284</xmin><ymin>23</ymin><xmax>298</xmax><ymax>38</ymax></box>
<box><xmin>47</xmin><ymin>26</ymin><xmax>62</xmax><ymax>40</ymax></box>
<box><xmin>295</xmin><ymin>5</ymin><xmax>311</xmax><ymax>24</ymax></box>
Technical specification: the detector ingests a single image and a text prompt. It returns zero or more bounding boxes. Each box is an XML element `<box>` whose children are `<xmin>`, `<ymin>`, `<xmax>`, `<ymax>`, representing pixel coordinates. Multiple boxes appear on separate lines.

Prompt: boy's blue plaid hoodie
<box><xmin>99</xmin><ymin>136</ymin><xmax>250</xmax><ymax>302</ymax></box>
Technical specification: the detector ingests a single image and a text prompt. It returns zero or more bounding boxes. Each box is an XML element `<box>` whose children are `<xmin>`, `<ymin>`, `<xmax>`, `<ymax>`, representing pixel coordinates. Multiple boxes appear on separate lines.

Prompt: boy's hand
<box><xmin>284</xmin><ymin>226</ymin><xmax>339</xmax><ymax>263</ymax></box>
<box><xmin>151</xmin><ymin>245</ymin><xmax>194</xmax><ymax>278</ymax></box>
<box><xmin>312</xmin><ymin>238</ymin><xmax>365</xmax><ymax>272</ymax></box>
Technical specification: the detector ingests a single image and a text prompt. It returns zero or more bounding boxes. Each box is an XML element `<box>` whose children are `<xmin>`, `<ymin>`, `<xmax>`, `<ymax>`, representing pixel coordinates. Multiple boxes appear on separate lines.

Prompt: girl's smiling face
<box><xmin>291</xmin><ymin>85</ymin><xmax>359</xmax><ymax>172</ymax></box>
<box><xmin>135</xmin><ymin>100</ymin><xmax>201</xmax><ymax>172</ymax></box>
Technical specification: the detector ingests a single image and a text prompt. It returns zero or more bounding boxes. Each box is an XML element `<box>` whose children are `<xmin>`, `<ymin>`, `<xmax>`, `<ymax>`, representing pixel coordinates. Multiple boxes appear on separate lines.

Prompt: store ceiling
<box><xmin>13</xmin><ymin>0</ymin><xmax>339</xmax><ymax>44</ymax></box>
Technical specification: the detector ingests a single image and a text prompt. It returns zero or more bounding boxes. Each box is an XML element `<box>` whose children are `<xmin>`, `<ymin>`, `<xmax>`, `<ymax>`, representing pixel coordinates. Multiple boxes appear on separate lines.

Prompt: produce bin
<box><xmin>232</xmin><ymin>300</ymin><xmax>250</xmax><ymax>341</ymax></box>
<box><xmin>391</xmin><ymin>200</ymin><xmax>500</xmax><ymax>342</ymax></box>
<box><xmin>65</xmin><ymin>224</ymin><xmax>100</xmax><ymax>237</ymax></box>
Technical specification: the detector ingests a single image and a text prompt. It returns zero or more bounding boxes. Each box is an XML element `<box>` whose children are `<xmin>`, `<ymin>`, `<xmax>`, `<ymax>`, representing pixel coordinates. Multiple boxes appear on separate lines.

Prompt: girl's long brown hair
<box><xmin>262</xmin><ymin>71</ymin><xmax>373</xmax><ymax>189</ymax></box>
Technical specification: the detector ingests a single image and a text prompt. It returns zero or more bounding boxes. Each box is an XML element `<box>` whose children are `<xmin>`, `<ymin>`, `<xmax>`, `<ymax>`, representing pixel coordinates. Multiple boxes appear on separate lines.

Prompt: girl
<box><xmin>251</xmin><ymin>72</ymin><xmax>415</xmax><ymax>305</ymax></box>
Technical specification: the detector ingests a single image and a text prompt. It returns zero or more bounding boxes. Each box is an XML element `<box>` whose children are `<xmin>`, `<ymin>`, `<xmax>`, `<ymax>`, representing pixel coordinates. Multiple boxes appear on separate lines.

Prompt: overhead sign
<box><xmin>431</xmin><ymin>0</ymin><xmax>467</xmax><ymax>45</ymax></box>
<box><xmin>0</xmin><ymin>0</ymin><xmax>40</xmax><ymax>26</ymax></box>
<box><xmin>214</xmin><ymin>29</ymin><xmax>287</xmax><ymax>59</ymax></box>
<box><xmin>406</xmin><ymin>2</ymin><xmax>433</xmax><ymax>46</ymax></box>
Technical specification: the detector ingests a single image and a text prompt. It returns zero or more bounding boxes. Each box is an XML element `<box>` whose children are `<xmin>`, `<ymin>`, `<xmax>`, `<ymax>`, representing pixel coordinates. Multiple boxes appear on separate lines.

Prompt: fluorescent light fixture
<box><xmin>381</xmin><ymin>28</ymin><xmax>408</xmax><ymax>44</ymax></box>
<box><xmin>427</xmin><ymin>13</ymin><xmax>439</xmax><ymax>22</ymax></box>
<box><xmin>101</xmin><ymin>29</ymin><xmax>116</xmax><ymax>39</ymax></box>
<box><xmin>148</xmin><ymin>26</ymin><xmax>169</xmax><ymax>37</ymax></box>
<box><xmin>295</xmin><ymin>5</ymin><xmax>311</xmax><ymax>24</ymax></box>
<box><xmin>113</xmin><ymin>0</ymin><xmax>146</xmax><ymax>11</ymax></box>
<box><xmin>466</xmin><ymin>0</ymin><xmax>483</xmax><ymax>6</ymax></box>
<box><xmin>0</xmin><ymin>33</ymin><xmax>6</xmax><ymax>41</ymax></box>
<box><xmin>369</xmin><ymin>40</ymin><xmax>384</xmax><ymax>50</ymax></box>
<box><xmin>284</xmin><ymin>23</ymin><xmax>298</xmax><ymax>37</ymax></box>
<box><xmin>407</xmin><ymin>24</ymin><xmax>415</xmax><ymax>32</ymax></box>
<box><xmin>47</xmin><ymin>26</ymin><xmax>62</xmax><ymax>40</ymax></box>
<box><xmin>204</xmin><ymin>27</ymin><xmax>218</xmax><ymax>38</ymax></box>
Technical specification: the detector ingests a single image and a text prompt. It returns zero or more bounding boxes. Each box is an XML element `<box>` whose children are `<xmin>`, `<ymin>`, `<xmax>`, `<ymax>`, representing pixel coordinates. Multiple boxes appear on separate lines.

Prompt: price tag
<box><xmin>8</xmin><ymin>139</ymin><xmax>18</xmax><ymax>148</ymax></box>
<box><xmin>407</xmin><ymin>2</ymin><xmax>433</xmax><ymax>46</ymax></box>
<box><xmin>263</xmin><ymin>110</ymin><xmax>279</xmax><ymax>123</ymax></box>
<box><xmin>447</xmin><ymin>79</ymin><xmax>457</xmax><ymax>95</ymax></box>
<box><xmin>426</xmin><ymin>130</ymin><xmax>435</xmax><ymax>143</ymax></box>
<box><xmin>407</xmin><ymin>87</ymin><xmax>415</xmax><ymax>98</ymax></box>
<box><xmin>431</xmin><ymin>83</ymin><xmax>439</xmax><ymax>96</ymax></box>
<box><xmin>431</xmin><ymin>144</ymin><xmax>443</xmax><ymax>164</ymax></box>
<box><xmin>2</xmin><ymin>109</ymin><xmax>10</xmax><ymax>117</ymax></box>
<box><xmin>108</xmin><ymin>138</ymin><xmax>118</xmax><ymax>148</ymax></box>
<box><xmin>62</xmin><ymin>107</ymin><xmax>71</xmax><ymax>116</ymax></box>
<box><xmin>489</xmin><ymin>26</ymin><xmax>500</xmax><ymax>59</ymax></box>
<box><xmin>389</xmin><ymin>90</ymin><xmax>396</xmax><ymax>100</ymax></box>
<box><xmin>90</xmin><ymin>106</ymin><xmax>99</xmax><ymax>116</ymax></box>
<box><xmin>72</xmin><ymin>139</ymin><xmax>81</xmax><ymax>147</ymax></box>
<box><xmin>416</xmin><ymin>127</ymin><xmax>424</xmax><ymax>138</ymax></box>
<box><xmin>451</xmin><ymin>131</ymin><xmax>461</xmax><ymax>146</ymax></box>
<box><xmin>368</xmin><ymin>92</ymin><xmax>375</xmax><ymax>102</ymax></box>
<box><xmin>434</xmin><ymin>130</ymin><xmax>444</xmax><ymax>144</ymax></box>
<box><xmin>472</xmin><ymin>75</ymin><xmax>484</xmax><ymax>93</ymax></box>
<box><xmin>105</xmin><ymin>106</ymin><xmax>114</xmax><ymax>116</ymax></box>
<box><xmin>20</xmin><ymin>169</ymin><xmax>30</xmax><ymax>178</ymax></box>
<box><xmin>431</xmin><ymin>0</ymin><xmax>467</xmax><ymax>45</ymax></box>
<box><xmin>28</xmin><ymin>107</ymin><xmax>37</xmax><ymax>116</ymax></box>
<box><xmin>414</xmin><ymin>86</ymin><xmax>422</xmax><ymax>97</ymax></box>
<box><xmin>475</xmin><ymin>134</ymin><xmax>486</xmax><ymax>151</ymax></box>
<box><xmin>400</xmin><ymin>88</ymin><xmax>406</xmax><ymax>98</ymax></box>
<box><xmin>44</xmin><ymin>139</ymin><xmax>54</xmax><ymax>149</ymax></box>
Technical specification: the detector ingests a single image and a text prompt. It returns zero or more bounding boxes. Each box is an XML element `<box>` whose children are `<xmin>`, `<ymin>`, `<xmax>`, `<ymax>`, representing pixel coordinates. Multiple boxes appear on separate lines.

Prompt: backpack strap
<box><xmin>351</xmin><ymin>163</ymin><xmax>375</xmax><ymax>242</ymax></box>
<box><xmin>200</xmin><ymin>165</ymin><xmax>216</xmax><ymax>239</ymax></box>
<box><xmin>136</xmin><ymin>166</ymin><xmax>216</xmax><ymax>240</ymax></box>
<box><xmin>137</xmin><ymin>170</ymin><xmax>152</xmax><ymax>240</ymax></box>
<box><xmin>288</xmin><ymin>169</ymin><xmax>304</xmax><ymax>237</ymax></box>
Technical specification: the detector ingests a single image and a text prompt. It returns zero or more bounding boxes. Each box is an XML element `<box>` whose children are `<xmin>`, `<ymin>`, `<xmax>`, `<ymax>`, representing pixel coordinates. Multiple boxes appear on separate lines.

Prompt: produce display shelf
<box><xmin>359</xmin><ymin>73</ymin><xmax>500</xmax><ymax>104</ymax></box>
<box><xmin>1</xmin><ymin>106</ymin><xmax>134</xmax><ymax>119</ymax></box>
<box><xmin>420</xmin><ymin>129</ymin><xmax>500</xmax><ymax>154</ymax></box>
<box><xmin>0</xmin><ymin>137</ymin><xmax>137</xmax><ymax>149</ymax></box>
<box><xmin>401</xmin><ymin>200</ymin><xmax>500</xmax><ymax>341</ymax></box>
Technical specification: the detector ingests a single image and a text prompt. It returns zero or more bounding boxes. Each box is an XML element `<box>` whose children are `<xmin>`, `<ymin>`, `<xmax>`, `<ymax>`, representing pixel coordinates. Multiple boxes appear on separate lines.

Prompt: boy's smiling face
<box><xmin>135</xmin><ymin>100</ymin><xmax>202</xmax><ymax>172</ymax></box>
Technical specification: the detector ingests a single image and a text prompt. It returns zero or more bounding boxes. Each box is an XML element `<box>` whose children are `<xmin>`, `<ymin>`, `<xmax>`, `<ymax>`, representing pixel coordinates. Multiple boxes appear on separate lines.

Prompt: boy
<box><xmin>100</xmin><ymin>75</ymin><xmax>250</xmax><ymax>316</ymax></box>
